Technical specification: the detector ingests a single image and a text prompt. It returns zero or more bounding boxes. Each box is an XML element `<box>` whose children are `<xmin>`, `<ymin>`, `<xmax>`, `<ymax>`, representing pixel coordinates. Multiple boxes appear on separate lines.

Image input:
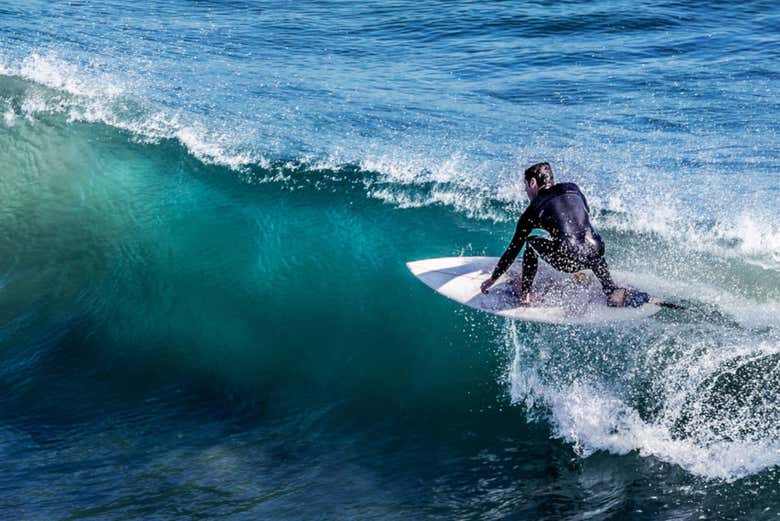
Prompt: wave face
<box><xmin>1</xmin><ymin>1</ymin><xmax>780</xmax><ymax>519</ymax></box>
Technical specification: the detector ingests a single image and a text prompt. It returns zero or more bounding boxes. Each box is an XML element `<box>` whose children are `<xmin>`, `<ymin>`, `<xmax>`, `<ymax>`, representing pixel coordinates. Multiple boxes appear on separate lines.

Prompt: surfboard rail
<box><xmin>407</xmin><ymin>256</ymin><xmax>661</xmax><ymax>325</ymax></box>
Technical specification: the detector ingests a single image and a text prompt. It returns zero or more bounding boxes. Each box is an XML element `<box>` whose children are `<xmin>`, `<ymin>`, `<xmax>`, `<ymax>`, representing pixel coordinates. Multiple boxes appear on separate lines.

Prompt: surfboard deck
<box><xmin>407</xmin><ymin>256</ymin><xmax>661</xmax><ymax>325</ymax></box>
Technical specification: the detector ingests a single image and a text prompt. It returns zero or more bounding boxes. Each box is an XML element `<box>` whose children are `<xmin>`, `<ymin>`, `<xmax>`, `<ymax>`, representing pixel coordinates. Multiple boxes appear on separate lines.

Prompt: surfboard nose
<box><xmin>406</xmin><ymin>260</ymin><xmax>429</xmax><ymax>276</ymax></box>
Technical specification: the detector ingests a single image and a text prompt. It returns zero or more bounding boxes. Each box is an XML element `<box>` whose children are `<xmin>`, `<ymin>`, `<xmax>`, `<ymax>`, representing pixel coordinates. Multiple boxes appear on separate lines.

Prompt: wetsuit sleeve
<box><xmin>490</xmin><ymin>208</ymin><xmax>534</xmax><ymax>281</ymax></box>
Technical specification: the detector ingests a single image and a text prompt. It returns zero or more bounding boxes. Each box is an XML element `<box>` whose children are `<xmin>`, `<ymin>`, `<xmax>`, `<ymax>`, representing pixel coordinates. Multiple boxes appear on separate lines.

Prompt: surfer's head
<box><xmin>524</xmin><ymin>162</ymin><xmax>554</xmax><ymax>200</ymax></box>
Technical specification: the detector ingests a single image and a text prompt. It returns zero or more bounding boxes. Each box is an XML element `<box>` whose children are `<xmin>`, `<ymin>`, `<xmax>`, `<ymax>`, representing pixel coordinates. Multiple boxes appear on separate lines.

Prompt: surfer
<box><xmin>480</xmin><ymin>162</ymin><xmax>636</xmax><ymax>307</ymax></box>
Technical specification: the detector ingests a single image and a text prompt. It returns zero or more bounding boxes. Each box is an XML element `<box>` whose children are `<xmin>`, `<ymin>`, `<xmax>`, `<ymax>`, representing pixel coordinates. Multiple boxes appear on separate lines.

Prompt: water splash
<box><xmin>507</xmin><ymin>320</ymin><xmax>780</xmax><ymax>480</ymax></box>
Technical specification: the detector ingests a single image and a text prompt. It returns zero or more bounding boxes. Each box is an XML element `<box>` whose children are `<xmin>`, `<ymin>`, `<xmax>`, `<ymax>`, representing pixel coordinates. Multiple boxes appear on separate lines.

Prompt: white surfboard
<box><xmin>407</xmin><ymin>256</ymin><xmax>661</xmax><ymax>325</ymax></box>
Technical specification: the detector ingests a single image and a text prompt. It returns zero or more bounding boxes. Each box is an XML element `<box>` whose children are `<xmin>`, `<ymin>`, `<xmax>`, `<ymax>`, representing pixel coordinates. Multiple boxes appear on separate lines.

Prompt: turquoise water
<box><xmin>1</xmin><ymin>1</ymin><xmax>779</xmax><ymax>519</ymax></box>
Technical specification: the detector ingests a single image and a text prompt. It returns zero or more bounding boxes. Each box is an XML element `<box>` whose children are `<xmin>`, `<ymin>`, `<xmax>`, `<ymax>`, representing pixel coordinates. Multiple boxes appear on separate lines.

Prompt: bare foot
<box><xmin>607</xmin><ymin>287</ymin><xmax>629</xmax><ymax>307</ymax></box>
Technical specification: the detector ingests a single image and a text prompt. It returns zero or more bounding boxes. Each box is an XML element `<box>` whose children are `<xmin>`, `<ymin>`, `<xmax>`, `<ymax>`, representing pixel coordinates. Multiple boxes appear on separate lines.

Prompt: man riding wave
<box><xmin>480</xmin><ymin>162</ymin><xmax>642</xmax><ymax>307</ymax></box>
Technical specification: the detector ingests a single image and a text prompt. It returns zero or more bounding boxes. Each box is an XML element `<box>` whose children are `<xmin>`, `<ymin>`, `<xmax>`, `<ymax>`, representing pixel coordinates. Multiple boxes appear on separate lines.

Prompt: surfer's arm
<box><xmin>488</xmin><ymin>210</ymin><xmax>534</xmax><ymax>282</ymax></box>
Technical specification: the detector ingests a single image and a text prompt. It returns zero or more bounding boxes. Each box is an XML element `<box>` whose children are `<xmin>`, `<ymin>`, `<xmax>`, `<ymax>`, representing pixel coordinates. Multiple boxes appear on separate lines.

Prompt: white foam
<box><xmin>2</xmin><ymin>52</ymin><xmax>258</xmax><ymax>170</ymax></box>
<box><xmin>595</xmin><ymin>195</ymin><xmax>780</xmax><ymax>273</ymax></box>
<box><xmin>354</xmin><ymin>144</ymin><xmax>780</xmax><ymax>271</ymax></box>
<box><xmin>612</xmin><ymin>269</ymin><xmax>780</xmax><ymax>329</ymax></box>
<box><xmin>507</xmin><ymin>322</ymin><xmax>780</xmax><ymax>480</ymax></box>
<box><xmin>0</xmin><ymin>52</ymin><xmax>9</xmax><ymax>76</ymax></box>
<box><xmin>2</xmin><ymin>107</ymin><xmax>15</xmax><ymax>126</ymax></box>
<box><xmin>359</xmin><ymin>150</ymin><xmax>489</xmax><ymax>187</ymax></box>
<box><xmin>366</xmin><ymin>185</ymin><xmax>506</xmax><ymax>221</ymax></box>
<box><xmin>715</xmin><ymin>213</ymin><xmax>780</xmax><ymax>266</ymax></box>
<box><xmin>18</xmin><ymin>53</ymin><xmax>124</xmax><ymax>99</ymax></box>
<box><xmin>175</xmin><ymin>126</ymin><xmax>256</xmax><ymax>170</ymax></box>
<box><xmin>540</xmin><ymin>379</ymin><xmax>780</xmax><ymax>480</ymax></box>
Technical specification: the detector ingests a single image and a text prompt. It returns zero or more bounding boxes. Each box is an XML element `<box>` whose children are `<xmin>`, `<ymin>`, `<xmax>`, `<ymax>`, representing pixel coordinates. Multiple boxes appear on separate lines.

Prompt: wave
<box><xmin>1</xmin><ymin>62</ymin><xmax>778</xmax><ymax>337</ymax></box>
<box><xmin>2</xmin><ymin>51</ymin><xmax>779</xmax><ymax>482</ymax></box>
<box><xmin>507</xmin><ymin>321</ymin><xmax>780</xmax><ymax>480</ymax></box>
<box><xmin>3</xmin><ymin>51</ymin><xmax>778</xmax><ymax>276</ymax></box>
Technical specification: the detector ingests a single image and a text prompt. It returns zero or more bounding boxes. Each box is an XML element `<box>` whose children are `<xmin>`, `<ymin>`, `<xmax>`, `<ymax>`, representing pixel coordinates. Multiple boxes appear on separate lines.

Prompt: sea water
<box><xmin>1</xmin><ymin>1</ymin><xmax>779</xmax><ymax>519</ymax></box>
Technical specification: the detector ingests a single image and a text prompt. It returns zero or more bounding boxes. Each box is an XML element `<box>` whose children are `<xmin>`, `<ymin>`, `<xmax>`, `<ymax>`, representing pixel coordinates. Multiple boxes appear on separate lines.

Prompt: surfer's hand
<box><xmin>480</xmin><ymin>278</ymin><xmax>495</xmax><ymax>295</ymax></box>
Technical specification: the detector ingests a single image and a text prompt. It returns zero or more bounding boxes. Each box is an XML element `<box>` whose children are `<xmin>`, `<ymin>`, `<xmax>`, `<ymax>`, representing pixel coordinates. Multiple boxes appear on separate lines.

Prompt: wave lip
<box><xmin>3</xmin><ymin>51</ymin><xmax>779</xmax><ymax>275</ymax></box>
<box><xmin>0</xmin><ymin>52</ymin><xmax>259</xmax><ymax>170</ymax></box>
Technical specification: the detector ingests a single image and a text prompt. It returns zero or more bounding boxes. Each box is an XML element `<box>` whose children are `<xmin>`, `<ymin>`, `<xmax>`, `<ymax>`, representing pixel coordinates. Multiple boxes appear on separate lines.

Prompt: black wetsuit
<box><xmin>490</xmin><ymin>183</ymin><xmax>617</xmax><ymax>296</ymax></box>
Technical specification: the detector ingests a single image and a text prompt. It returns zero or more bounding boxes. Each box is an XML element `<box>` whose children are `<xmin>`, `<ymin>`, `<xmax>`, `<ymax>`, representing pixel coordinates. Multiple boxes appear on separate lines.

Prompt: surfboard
<box><xmin>406</xmin><ymin>256</ymin><xmax>661</xmax><ymax>325</ymax></box>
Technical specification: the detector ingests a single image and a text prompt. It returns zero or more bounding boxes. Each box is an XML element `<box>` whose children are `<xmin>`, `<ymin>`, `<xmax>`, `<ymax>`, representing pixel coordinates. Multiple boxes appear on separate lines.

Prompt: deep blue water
<box><xmin>1</xmin><ymin>1</ymin><xmax>779</xmax><ymax>519</ymax></box>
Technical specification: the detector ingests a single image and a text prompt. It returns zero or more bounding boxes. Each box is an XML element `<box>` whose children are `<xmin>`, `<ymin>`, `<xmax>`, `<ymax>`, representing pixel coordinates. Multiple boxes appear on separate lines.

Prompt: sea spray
<box><xmin>506</xmin><ymin>319</ymin><xmax>780</xmax><ymax>480</ymax></box>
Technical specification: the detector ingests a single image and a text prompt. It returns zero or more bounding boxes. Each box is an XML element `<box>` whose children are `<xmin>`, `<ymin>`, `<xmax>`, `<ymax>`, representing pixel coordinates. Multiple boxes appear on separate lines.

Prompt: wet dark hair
<box><xmin>524</xmin><ymin>162</ymin><xmax>554</xmax><ymax>189</ymax></box>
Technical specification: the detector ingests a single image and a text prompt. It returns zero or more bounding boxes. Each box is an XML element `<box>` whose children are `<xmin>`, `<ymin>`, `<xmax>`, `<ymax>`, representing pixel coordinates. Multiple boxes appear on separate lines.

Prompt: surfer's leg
<box><xmin>590</xmin><ymin>256</ymin><xmax>618</xmax><ymax>296</ymax></box>
<box><xmin>519</xmin><ymin>241</ymin><xmax>540</xmax><ymax>297</ymax></box>
<box><xmin>589</xmin><ymin>256</ymin><xmax>643</xmax><ymax>307</ymax></box>
<box><xmin>527</xmin><ymin>237</ymin><xmax>582</xmax><ymax>273</ymax></box>
<box><xmin>521</xmin><ymin>237</ymin><xmax>580</xmax><ymax>297</ymax></box>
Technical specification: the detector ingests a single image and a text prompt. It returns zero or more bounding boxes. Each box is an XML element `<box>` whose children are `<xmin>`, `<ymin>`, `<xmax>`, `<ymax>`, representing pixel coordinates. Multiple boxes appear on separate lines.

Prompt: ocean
<box><xmin>1</xmin><ymin>1</ymin><xmax>779</xmax><ymax>519</ymax></box>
